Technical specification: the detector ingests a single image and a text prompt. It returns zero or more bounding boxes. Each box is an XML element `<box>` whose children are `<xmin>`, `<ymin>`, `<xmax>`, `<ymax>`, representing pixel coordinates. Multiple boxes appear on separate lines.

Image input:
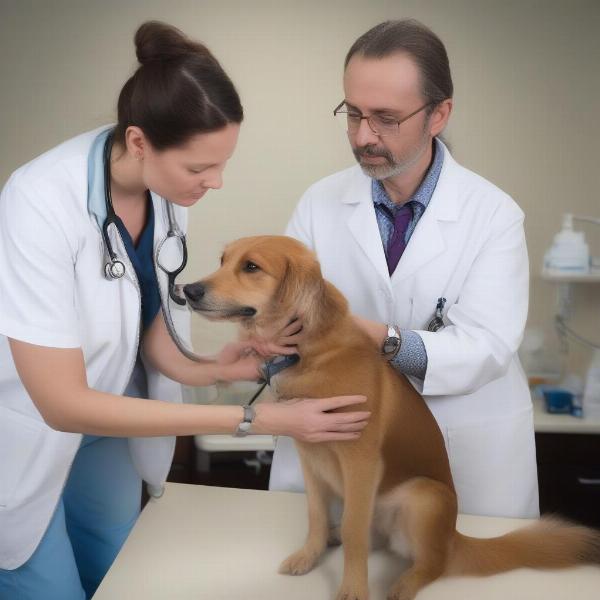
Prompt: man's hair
<box><xmin>345</xmin><ymin>19</ymin><xmax>453</xmax><ymax>111</ymax></box>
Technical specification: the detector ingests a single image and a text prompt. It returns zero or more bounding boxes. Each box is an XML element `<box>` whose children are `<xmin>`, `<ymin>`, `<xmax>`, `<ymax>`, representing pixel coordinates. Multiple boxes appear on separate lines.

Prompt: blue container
<box><xmin>542</xmin><ymin>389</ymin><xmax>574</xmax><ymax>414</ymax></box>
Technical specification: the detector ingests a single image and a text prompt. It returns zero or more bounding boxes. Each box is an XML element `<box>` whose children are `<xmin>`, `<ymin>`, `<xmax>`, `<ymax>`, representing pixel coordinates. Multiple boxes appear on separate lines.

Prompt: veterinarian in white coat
<box><xmin>270</xmin><ymin>19</ymin><xmax>539</xmax><ymax>520</ymax></box>
<box><xmin>0</xmin><ymin>22</ymin><xmax>368</xmax><ymax>600</ymax></box>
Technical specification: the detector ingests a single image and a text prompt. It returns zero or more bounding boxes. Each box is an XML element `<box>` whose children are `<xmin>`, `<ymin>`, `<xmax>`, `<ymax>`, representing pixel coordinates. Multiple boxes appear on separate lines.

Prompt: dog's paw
<box><xmin>335</xmin><ymin>583</ymin><xmax>369</xmax><ymax>600</ymax></box>
<box><xmin>278</xmin><ymin>549</ymin><xmax>319</xmax><ymax>575</ymax></box>
<box><xmin>386</xmin><ymin>583</ymin><xmax>414</xmax><ymax>600</ymax></box>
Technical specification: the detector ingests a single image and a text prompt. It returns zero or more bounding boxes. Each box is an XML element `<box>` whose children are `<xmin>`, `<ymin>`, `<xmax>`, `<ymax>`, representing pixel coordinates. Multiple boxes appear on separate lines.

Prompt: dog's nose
<box><xmin>183</xmin><ymin>283</ymin><xmax>206</xmax><ymax>303</ymax></box>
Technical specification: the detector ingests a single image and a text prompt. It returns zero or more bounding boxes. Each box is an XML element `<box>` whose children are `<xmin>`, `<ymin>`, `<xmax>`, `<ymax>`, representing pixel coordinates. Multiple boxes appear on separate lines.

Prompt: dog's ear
<box><xmin>275</xmin><ymin>253</ymin><xmax>323</xmax><ymax>312</ymax></box>
<box><xmin>274</xmin><ymin>246</ymin><xmax>348</xmax><ymax>330</ymax></box>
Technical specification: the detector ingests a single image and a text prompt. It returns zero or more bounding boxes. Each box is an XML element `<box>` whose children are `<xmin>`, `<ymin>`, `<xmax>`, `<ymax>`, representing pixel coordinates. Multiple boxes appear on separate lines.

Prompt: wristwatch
<box><xmin>234</xmin><ymin>405</ymin><xmax>255</xmax><ymax>437</ymax></box>
<box><xmin>382</xmin><ymin>324</ymin><xmax>402</xmax><ymax>360</ymax></box>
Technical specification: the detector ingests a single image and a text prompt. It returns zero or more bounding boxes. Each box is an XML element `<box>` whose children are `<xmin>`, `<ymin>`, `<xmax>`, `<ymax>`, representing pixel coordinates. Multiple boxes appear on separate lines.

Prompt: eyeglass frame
<box><xmin>333</xmin><ymin>100</ymin><xmax>434</xmax><ymax>137</ymax></box>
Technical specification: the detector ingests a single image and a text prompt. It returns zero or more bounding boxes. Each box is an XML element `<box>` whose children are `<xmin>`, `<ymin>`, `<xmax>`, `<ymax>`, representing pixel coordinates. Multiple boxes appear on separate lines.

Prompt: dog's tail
<box><xmin>447</xmin><ymin>516</ymin><xmax>600</xmax><ymax>576</ymax></box>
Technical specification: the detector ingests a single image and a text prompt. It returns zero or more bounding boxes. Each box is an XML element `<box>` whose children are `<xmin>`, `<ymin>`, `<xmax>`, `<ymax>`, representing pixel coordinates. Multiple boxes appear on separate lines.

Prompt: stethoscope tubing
<box><xmin>100</xmin><ymin>130</ymin><xmax>207</xmax><ymax>363</ymax></box>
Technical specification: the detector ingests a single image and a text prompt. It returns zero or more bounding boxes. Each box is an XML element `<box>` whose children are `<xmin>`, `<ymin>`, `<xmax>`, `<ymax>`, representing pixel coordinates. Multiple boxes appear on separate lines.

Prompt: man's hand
<box><xmin>352</xmin><ymin>314</ymin><xmax>388</xmax><ymax>348</ymax></box>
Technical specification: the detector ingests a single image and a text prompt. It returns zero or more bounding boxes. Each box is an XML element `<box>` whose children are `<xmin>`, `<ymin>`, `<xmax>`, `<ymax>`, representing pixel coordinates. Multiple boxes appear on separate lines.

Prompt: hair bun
<box><xmin>134</xmin><ymin>21</ymin><xmax>214</xmax><ymax>64</ymax></box>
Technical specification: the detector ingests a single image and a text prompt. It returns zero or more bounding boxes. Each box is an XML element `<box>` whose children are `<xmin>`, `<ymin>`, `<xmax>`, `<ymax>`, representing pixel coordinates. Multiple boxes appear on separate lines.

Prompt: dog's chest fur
<box><xmin>295</xmin><ymin>440</ymin><xmax>346</xmax><ymax>496</ymax></box>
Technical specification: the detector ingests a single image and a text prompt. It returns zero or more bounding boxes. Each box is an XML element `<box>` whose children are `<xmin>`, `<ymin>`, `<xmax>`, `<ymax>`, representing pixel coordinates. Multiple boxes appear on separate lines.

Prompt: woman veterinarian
<box><xmin>0</xmin><ymin>22</ymin><xmax>369</xmax><ymax>600</ymax></box>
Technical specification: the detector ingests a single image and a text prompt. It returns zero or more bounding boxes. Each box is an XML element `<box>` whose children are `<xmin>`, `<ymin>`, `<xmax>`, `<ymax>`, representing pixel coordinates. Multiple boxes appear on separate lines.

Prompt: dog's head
<box><xmin>182</xmin><ymin>235</ymin><xmax>329</xmax><ymax>333</ymax></box>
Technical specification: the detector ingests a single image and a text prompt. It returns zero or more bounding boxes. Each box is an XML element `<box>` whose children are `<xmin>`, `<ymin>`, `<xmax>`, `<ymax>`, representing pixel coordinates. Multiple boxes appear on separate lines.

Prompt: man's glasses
<box><xmin>333</xmin><ymin>101</ymin><xmax>433</xmax><ymax>137</ymax></box>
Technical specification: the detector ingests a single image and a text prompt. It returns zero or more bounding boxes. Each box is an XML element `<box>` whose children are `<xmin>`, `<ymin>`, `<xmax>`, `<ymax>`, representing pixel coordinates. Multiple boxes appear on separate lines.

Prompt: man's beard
<box><xmin>352</xmin><ymin>129</ymin><xmax>431</xmax><ymax>180</ymax></box>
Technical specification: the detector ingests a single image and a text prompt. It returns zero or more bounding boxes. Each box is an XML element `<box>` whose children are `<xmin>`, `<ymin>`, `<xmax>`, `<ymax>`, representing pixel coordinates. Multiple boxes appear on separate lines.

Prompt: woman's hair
<box><xmin>114</xmin><ymin>21</ymin><xmax>243</xmax><ymax>150</ymax></box>
<box><xmin>345</xmin><ymin>19</ymin><xmax>453</xmax><ymax>111</ymax></box>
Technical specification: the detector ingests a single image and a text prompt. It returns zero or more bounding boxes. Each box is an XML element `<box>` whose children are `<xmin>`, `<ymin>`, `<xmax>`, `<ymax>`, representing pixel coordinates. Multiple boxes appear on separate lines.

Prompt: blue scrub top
<box><xmin>114</xmin><ymin>197</ymin><xmax>161</xmax><ymax>330</ymax></box>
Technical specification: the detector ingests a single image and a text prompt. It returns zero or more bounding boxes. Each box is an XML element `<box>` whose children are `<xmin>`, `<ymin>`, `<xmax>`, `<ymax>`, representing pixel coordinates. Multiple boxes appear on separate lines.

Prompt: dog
<box><xmin>182</xmin><ymin>235</ymin><xmax>600</xmax><ymax>600</ymax></box>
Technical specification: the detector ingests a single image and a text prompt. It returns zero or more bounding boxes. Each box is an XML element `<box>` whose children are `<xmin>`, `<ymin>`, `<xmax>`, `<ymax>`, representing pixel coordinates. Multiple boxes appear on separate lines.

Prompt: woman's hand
<box><xmin>214</xmin><ymin>317</ymin><xmax>304</xmax><ymax>383</ymax></box>
<box><xmin>216</xmin><ymin>353</ymin><xmax>263</xmax><ymax>383</ymax></box>
<box><xmin>272</xmin><ymin>317</ymin><xmax>304</xmax><ymax>349</ymax></box>
<box><xmin>238</xmin><ymin>317</ymin><xmax>304</xmax><ymax>358</ymax></box>
<box><xmin>253</xmin><ymin>395</ymin><xmax>370</xmax><ymax>442</ymax></box>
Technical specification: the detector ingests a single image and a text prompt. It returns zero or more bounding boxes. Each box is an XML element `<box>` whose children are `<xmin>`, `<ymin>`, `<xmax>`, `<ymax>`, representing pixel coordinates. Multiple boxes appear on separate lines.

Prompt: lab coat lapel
<box><xmin>391</xmin><ymin>151</ymin><xmax>463</xmax><ymax>285</ymax></box>
<box><xmin>343</xmin><ymin>173</ymin><xmax>391</xmax><ymax>286</ymax></box>
<box><xmin>390</xmin><ymin>204</ymin><xmax>446</xmax><ymax>284</ymax></box>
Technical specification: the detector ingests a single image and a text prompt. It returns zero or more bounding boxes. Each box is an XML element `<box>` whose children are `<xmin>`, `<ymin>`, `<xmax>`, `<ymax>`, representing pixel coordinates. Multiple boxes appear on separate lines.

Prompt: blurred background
<box><xmin>1</xmin><ymin>0</ymin><xmax>599</xmax><ymax>378</ymax></box>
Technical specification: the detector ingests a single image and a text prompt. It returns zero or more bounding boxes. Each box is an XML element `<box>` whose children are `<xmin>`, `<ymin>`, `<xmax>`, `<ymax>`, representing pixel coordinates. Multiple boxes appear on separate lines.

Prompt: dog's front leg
<box><xmin>336</xmin><ymin>460</ymin><xmax>382</xmax><ymax>600</ymax></box>
<box><xmin>279</xmin><ymin>461</ymin><xmax>331</xmax><ymax>575</ymax></box>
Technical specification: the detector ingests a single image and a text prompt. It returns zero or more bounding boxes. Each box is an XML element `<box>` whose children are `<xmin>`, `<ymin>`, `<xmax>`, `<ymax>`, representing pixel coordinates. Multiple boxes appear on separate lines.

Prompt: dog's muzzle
<box><xmin>182</xmin><ymin>282</ymin><xmax>257</xmax><ymax>317</ymax></box>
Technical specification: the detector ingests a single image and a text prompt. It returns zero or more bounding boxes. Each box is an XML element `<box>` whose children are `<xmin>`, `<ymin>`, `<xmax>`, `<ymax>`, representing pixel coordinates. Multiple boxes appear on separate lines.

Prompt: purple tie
<box><xmin>386</xmin><ymin>205</ymin><xmax>412</xmax><ymax>275</ymax></box>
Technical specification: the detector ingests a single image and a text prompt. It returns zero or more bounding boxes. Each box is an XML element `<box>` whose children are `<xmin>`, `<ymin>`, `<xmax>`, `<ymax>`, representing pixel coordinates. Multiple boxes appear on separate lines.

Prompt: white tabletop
<box><xmin>93</xmin><ymin>483</ymin><xmax>600</xmax><ymax>600</ymax></box>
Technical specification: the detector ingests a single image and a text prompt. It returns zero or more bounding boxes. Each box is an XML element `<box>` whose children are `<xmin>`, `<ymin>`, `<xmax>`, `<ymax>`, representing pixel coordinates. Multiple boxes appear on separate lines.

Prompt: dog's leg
<box><xmin>327</xmin><ymin>498</ymin><xmax>343</xmax><ymax>547</ymax></box>
<box><xmin>279</xmin><ymin>462</ymin><xmax>332</xmax><ymax>575</ymax></box>
<box><xmin>335</xmin><ymin>459</ymin><xmax>382</xmax><ymax>600</ymax></box>
<box><xmin>384</xmin><ymin>478</ymin><xmax>457</xmax><ymax>600</ymax></box>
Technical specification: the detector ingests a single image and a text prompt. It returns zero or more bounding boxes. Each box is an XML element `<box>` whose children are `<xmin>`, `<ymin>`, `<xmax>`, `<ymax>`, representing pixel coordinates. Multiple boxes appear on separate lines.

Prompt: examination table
<box><xmin>92</xmin><ymin>482</ymin><xmax>600</xmax><ymax>599</ymax></box>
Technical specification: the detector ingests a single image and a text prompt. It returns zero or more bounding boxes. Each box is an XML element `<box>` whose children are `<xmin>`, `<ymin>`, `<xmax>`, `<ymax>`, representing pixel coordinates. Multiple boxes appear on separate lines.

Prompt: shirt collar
<box><xmin>372</xmin><ymin>137</ymin><xmax>445</xmax><ymax>213</ymax></box>
<box><xmin>87</xmin><ymin>126</ymin><xmax>113</xmax><ymax>226</ymax></box>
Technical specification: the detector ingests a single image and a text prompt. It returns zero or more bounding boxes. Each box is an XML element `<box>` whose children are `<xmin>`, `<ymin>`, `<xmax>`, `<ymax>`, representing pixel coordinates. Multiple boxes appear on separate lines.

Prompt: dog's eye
<box><xmin>243</xmin><ymin>261</ymin><xmax>260</xmax><ymax>273</ymax></box>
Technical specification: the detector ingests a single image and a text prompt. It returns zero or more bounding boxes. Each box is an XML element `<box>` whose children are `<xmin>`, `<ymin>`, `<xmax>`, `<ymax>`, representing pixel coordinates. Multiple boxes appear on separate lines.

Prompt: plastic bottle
<box><xmin>582</xmin><ymin>349</ymin><xmax>600</xmax><ymax>419</ymax></box>
<box><xmin>543</xmin><ymin>213</ymin><xmax>590</xmax><ymax>274</ymax></box>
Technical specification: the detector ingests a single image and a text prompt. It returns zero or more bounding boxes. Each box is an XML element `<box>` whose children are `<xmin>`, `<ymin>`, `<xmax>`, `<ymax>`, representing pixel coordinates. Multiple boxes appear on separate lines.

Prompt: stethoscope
<box><xmin>102</xmin><ymin>131</ymin><xmax>188</xmax><ymax>302</ymax></box>
<box><xmin>101</xmin><ymin>131</ymin><xmax>128</xmax><ymax>281</ymax></box>
<box><xmin>427</xmin><ymin>297</ymin><xmax>447</xmax><ymax>332</ymax></box>
<box><xmin>101</xmin><ymin>131</ymin><xmax>203</xmax><ymax>363</ymax></box>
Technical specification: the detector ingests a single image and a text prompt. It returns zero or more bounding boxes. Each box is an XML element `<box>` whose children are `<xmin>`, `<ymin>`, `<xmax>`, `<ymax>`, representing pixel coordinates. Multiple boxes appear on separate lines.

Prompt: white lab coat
<box><xmin>270</xmin><ymin>141</ymin><xmax>539</xmax><ymax>519</ymax></box>
<box><xmin>0</xmin><ymin>127</ymin><xmax>190</xmax><ymax>569</ymax></box>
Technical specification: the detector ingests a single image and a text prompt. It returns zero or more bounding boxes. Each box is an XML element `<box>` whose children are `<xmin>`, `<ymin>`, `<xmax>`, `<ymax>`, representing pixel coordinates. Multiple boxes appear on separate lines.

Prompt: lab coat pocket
<box><xmin>0</xmin><ymin>408</ymin><xmax>44</xmax><ymax>508</ymax></box>
<box><xmin>446</xmin><ymin>408</ymin><xmax>538</xmax><ymax>518</ymax></box>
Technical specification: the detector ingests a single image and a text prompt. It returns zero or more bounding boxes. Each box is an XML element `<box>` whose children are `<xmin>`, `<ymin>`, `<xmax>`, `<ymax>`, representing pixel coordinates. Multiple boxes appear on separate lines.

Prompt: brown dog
<box><xmin>183</xmin><ymin>235</ymin><xmax>600</xmax><ymax>600</ymax></box>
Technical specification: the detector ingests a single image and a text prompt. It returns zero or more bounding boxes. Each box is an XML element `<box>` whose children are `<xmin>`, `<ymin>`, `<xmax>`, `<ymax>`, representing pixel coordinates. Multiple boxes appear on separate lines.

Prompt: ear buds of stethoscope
<box><xmin>427</xmin><ymin>297</ymin><xmax>447</xmax><ymax>332</ymax></box>
<box><xmin>105</xmin><ymin>258</ymin><xmax>126</xmax><ymax>280</ymax></box>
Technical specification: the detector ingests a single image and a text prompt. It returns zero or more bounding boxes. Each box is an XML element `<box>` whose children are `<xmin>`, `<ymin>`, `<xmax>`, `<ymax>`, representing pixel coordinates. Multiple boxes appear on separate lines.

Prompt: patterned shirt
<box><xmin>371</xmin><ymin>138</ymin><xmax>444</xmax><ymax>379</ymax></box>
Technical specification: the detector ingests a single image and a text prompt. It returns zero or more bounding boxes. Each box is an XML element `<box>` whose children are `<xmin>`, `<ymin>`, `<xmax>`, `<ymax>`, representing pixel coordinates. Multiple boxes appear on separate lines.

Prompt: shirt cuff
<box><xmin>390</xmin><ymin>329</ymin><xmax>428</xmax><ymax>379</ymax></box>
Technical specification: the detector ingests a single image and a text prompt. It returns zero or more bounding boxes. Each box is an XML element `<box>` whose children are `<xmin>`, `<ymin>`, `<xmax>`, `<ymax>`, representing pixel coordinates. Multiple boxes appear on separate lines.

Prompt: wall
<box><xmin>1</xmin><ymin>0</ymin><xmax>598</xmax><ymax>377</ymax></box>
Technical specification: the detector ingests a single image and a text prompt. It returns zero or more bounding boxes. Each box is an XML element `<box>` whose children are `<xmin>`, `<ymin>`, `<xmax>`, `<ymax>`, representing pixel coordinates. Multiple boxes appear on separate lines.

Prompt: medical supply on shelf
<box><xmin>542</xmin><ymin>389</ymin><xmax>574</xmax><ymax>414</ymax></box>
<box><xmin>544</xmin><ymin>213</ymin><xmax>600</xmax><ymax>276</ymax></box>
<box><xmin>582</xmin><ymin>349</ymin><xmax>600</xmax><ymax>419</ymax></box>
<box><xmin>543</xmin><ymin>213</ymin><xmax>591</xmax><ymax>275</ymax></box>
<box><xmin>519</xmin><ymin>328</ymin><xmax>562</xmax><ymax>385</ymax></box>
<box><xmin>541</xmin><ymin>214</ymin><xmax>600</xmax><ymax>366</ymax></box>
<box><xmin>559</xmin><ymin>373</ymin><xmax>585</xmax><ymax>417</ymax></box>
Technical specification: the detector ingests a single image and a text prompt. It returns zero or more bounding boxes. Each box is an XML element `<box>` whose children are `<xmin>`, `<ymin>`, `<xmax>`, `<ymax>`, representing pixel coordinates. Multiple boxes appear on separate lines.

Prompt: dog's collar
<box><xmin>260</xmin><ymin>353</ymin><xmax>300</xmax><ymax>386</ymax></box>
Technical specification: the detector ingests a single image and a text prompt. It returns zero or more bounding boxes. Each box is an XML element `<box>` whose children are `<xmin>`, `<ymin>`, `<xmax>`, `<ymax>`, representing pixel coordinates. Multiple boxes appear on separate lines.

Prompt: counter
<box><xmin>93</xmin><ymin>483</ymin><xmax>600</xmax><ymax>600</ymax></box>
<box><xmin>532</xmin><ymin>394</ymin><xmax>600</xmax><ymax>434</ymax></box>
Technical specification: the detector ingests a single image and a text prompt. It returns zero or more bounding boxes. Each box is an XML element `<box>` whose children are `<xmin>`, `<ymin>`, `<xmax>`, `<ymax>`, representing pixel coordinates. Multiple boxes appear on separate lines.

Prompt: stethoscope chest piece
<box><xmin>427</xmin><ymin>297</ymin><xmax>447</xmax><ymax>332</ymax></box>
<box><xmin>105</xmin><ymin>259</ymin><xmax>126</xmax><ymax>280</ymax></box>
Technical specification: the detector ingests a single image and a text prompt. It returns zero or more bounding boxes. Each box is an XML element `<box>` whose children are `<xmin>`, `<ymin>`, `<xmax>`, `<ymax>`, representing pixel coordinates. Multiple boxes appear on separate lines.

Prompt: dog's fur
<box><xmin>183</xmin><ymin>235</ymin><xmax>600</xmax><ymax>600</ymax></box>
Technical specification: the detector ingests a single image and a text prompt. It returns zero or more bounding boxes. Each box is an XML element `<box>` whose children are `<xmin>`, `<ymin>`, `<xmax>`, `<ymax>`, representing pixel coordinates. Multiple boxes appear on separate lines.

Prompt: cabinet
<box><xmin>536</xmin><ymin>432</ymin><xmax>600</xmax><ymax>528</ymax></box>
<box><xmin>142</xmin><ymin>436</ymin><xmax>272</xmax><ymax>507</ymax></box>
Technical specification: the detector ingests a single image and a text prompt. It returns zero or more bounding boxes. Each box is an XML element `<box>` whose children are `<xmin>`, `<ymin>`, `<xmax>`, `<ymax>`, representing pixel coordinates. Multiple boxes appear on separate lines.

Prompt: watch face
<box><xmin>239</xmin><ymin>421</ymin><xmax>252</xmax><ymax>432</ymax></box>
<box><xmin>383</xmin><ymin>337</ymin><xmax>400</xmax><ymax>355</ymax></box>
